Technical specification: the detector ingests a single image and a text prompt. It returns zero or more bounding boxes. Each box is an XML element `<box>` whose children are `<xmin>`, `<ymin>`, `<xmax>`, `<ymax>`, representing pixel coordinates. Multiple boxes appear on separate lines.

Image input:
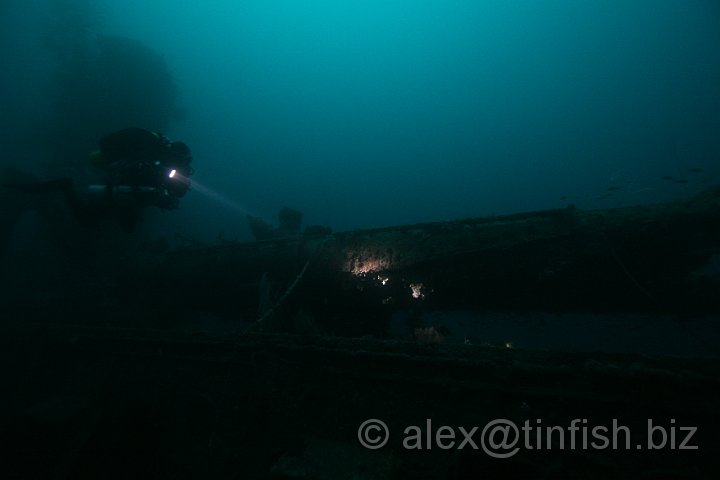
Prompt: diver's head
<box><xmin>169</xmin><ymin>142</ymin><xmax>192</xmax><ymax>166</ymax></box>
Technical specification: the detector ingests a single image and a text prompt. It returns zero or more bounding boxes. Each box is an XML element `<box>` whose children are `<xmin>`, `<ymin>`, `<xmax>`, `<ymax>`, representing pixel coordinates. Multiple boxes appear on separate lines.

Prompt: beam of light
<box><xmin>187</xmin><ymin>177</ymin><xmax>259</xmax><ymax>218</ymax></box>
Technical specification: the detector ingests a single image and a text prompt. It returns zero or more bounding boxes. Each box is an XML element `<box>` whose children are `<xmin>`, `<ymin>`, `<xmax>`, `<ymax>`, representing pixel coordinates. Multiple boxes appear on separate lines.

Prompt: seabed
<box><xmin>1</xmin><ymin>188</ymin><xmax>719</xmax><ymax>478</ymax></box>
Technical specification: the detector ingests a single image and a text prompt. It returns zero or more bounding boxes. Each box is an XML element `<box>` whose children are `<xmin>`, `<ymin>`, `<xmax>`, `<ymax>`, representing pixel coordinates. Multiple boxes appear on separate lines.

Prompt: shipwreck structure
<box><xmin>139</xmin><ymin>187</ymin><xmax>720</xmax><ymax>336</ymax></box>
<box><xmin>1</xmin><ymin>188</ymin><xmax>719</xmax><ymax>478</ymax></box>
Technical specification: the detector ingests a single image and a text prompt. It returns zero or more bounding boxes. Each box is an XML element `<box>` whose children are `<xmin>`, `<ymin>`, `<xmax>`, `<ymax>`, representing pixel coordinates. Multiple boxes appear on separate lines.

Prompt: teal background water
<box><xmin>2</xmin><ymin>0</ymin><xmax>719</xmax><ymax>239</ymax></box>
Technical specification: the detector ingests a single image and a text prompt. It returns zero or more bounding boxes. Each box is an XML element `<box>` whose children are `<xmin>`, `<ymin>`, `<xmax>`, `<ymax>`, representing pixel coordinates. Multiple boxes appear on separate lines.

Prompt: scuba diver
<box><xmin>3</xmin><ymin>128</ymin><xmax>193</xmax><ymax>232</ymax></box>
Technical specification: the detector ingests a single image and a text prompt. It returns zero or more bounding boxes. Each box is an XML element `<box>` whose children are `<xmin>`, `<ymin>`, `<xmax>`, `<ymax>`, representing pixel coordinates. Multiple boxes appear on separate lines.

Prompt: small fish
<box><xmin>661</xmin><ymin>176</ymin><xmax>673</xmax><ymax>180</ymax></box>
<box><xmin>674</xmin><ymin>179</ymin><xmax>689</xmax><ymax>184</ymax></box>
<box><xmin>559</xmin><ymin>196</ymin><xmax>568</xmax><ymax>201</ymax></box>
<box><xmin>597</xmin><ymin>193</ymin><xmax>611</xmax><ymax>200</ymax></box>
<box><xmin>688</xmin><ymin>168</ymin><xmax>703</xmax><ymax>173</ymax></box>
<box><xmin>606</xmin><ymin>186</ymin><xmax>621</xmax><ymax>191</ymax></box>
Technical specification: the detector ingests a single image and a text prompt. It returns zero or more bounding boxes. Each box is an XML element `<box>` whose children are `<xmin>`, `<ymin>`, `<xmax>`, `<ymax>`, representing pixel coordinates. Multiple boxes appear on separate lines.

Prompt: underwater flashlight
<box><xmin>169</xmin><ymin>169</ymin><xmax>177</xmax><ymax>179</ymax></box>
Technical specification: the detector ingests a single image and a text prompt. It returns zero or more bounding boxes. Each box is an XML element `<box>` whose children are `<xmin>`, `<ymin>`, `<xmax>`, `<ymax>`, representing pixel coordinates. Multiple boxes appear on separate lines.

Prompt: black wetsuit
<box><xmin>3</xmin><ymin>128</ymin><xmax>192</xmax><ymax>232</ymax></box>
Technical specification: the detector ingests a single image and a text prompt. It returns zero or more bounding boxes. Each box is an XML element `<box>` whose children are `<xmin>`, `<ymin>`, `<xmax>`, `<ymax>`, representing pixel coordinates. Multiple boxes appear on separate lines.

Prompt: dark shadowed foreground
<box><xmin>1</xmin><ymin>188</ymin><xmax>719</xmax><ymax>479</ymax></box>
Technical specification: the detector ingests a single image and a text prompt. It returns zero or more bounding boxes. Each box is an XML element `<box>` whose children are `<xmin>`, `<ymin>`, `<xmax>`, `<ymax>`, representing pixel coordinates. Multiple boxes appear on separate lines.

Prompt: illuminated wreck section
<box><xmin>150</xmin><ymin>187</ymin><xmax>720</xmax><ymax>339</ymax></box>
<box><xmin>341</xmin><ymin>228</ymin><xmax>436</xmax><ymax>308</ymax></box>
<box><xmin>325</xmin><ymin>189</ymin><xmax>720</xmax><ymax>342</ymax></box>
